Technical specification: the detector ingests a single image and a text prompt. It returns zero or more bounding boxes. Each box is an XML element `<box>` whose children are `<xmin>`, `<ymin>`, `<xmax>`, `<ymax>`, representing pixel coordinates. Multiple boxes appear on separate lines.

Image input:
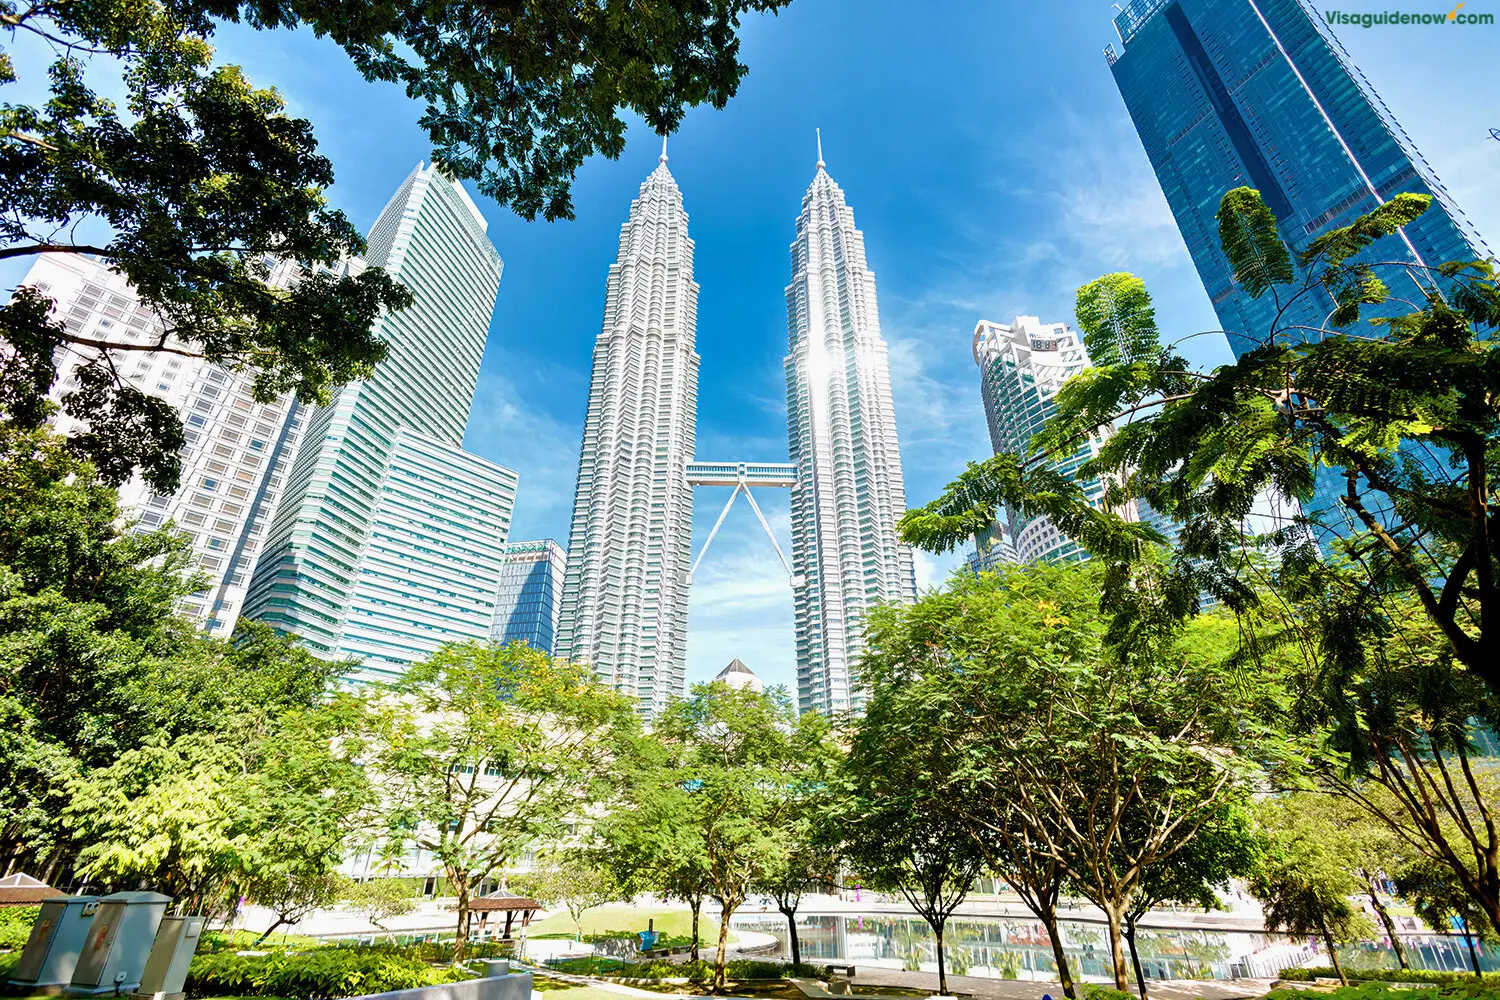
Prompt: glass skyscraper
<box><xmin>491</xmin><ymin>539</ymin><xmax>567</xmax><ymax>654</ymax></box>
<box><xmin>1107</xmin><ymin>0</ymin><xmax>1490</xmax><ymax>525</ymax></box>
<box><xmin>784</xmin><ymin>141</ymin><xmax>916</xmax><ymax>717</ymax></box>
<box><xmin>244</xmin><ymin>163</ymin><xmax>511</xmax><ymax>669</ymax></box>
<box><xmin>556</xmin><ymin>147</ymin><xmax>699</xmax><ymax>719</ymax></box>
<box><xmin>973</xmin><ymin>317</ymin><xmax>1112</xmax><ymax>566</ymax></box>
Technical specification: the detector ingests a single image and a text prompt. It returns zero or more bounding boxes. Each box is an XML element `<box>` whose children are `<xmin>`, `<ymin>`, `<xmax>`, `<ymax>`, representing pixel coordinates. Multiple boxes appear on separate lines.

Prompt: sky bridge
<box><xmin>685</xmin><ymin>461</ymin><xmax>801</xmax><ymax>587</ymax></box>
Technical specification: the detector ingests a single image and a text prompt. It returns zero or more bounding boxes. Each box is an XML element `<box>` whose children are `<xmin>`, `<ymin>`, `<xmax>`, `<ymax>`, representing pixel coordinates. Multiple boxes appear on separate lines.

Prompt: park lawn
<box><xmin>526</xmin><ymin>906</ymin><xmax>727</xmax><ymax>943</ymax></box>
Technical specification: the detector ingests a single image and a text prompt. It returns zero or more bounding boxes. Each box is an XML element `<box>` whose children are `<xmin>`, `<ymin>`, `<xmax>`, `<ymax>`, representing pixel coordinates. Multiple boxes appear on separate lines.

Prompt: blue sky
<box><xmin>7</xmin><ymin>2</ymin><xmax>1499</xmax><ymax>695</ymax></box>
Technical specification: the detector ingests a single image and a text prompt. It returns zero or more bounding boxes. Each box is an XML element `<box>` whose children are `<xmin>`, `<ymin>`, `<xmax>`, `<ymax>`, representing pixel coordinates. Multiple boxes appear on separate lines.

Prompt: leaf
<box><xmin>1216</xmin><ymin>188</ymin><xmax>1294</xmax><ymax>298</ymax></box>
<box><xmin>1074</xmin><ymin>273</ymin><xmax>1161</xmax><ymax>365</ymax></box>
<box><xmin>1299</xmin><ymin>192</ymin><xmax>1433</xmax><ymax>270</ymax></box>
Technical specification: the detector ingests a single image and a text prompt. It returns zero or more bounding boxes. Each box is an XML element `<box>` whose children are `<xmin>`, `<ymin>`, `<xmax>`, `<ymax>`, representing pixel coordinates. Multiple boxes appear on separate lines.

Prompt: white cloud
<box><xmin>462</xmin><ymin>365</ymin><xmax>582</xmax><ymax>541</ymax></box>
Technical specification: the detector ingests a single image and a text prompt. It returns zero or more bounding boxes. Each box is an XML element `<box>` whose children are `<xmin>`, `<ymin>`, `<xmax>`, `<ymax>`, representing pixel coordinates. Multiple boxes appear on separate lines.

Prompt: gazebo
<box><xmin>0</xmin><ymin>874</ymin><xmax>57</xmax><ymax>906</ymax></box>
<box><xmin>468</xmin><ymin>891</ymin><xmax>542</xmax><ymax>940</ymax></box>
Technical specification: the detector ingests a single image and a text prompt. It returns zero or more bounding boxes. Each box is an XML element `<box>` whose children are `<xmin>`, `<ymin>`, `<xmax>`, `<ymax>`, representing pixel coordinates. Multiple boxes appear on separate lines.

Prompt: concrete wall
<box><xmin>352</xmin><ymin>971</ymin><xmax>533</xmax><ymax>1000</ymax></box>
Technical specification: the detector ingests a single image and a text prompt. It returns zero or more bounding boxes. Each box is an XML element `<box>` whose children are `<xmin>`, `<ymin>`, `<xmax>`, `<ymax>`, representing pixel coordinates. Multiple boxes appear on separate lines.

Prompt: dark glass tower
<box><xmin>1106</xmin><ymin>0</ymin><xmax>1489</xmax><ymax>526</ymax></box>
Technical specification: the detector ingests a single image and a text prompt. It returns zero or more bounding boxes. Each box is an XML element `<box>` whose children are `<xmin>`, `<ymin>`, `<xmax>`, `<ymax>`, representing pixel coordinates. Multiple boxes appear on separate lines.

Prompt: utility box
<box><xmin>66</xmin><ymin>891</ymin><xmax>170</xmax><ymax>996</ymax></box>
<box><xmin>131</xmin><ymin>914</ymin><xmax>204</xmax><ymax>1000</ymax></box>
<box><xmin>8</xmin><ymin>896</ymin><xmax>100</xmax><ymax>990</ymax></box>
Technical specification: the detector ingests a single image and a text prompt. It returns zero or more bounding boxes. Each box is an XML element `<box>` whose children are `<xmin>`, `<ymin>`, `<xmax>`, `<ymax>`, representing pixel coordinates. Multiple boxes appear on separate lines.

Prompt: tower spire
<box><xmin>816</xmin><ymin>128</ymin><xmax>825</xmax><ymax>169</ymax></box>
<box><xmin>660</xmin><ymin>134</ymin><xmax>668</xmax><ymax>164</ymax></box>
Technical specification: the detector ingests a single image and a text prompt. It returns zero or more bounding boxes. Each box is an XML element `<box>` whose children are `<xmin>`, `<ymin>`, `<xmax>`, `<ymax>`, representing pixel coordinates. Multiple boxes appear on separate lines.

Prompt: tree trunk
<box><xmin>1124</xmin><ymin>913</ymin><xmax>1148</xmax><ymax>999</ymax></box>
<box><xmin>453</xmin><ymin>880</ymin><xmax>473</xmax><ymax>962</ymax></box>
<box><xmin>935</xmin><ymin>922</ymin><xmax>948</xmax><ymax>997</ymax></box>
<box><xmin>252</xmin><ymin>917</ymin><xmax>289</xmax><ymax>948</ymax></box>
<box><xmin>1102</xmin><ymin>904</ymin><xmax>1130</xmax><ymax>991</ymax></box>
<box><xmin>1317</xmin><ymin>916</ymin><xmax>1347</xmax><ymax>986</ymax></box>
<box><xmin>690</xmin><ymin>896</ymin><xmax>702</xmax><ymax>963</ymax></box>
<box><xmin>714</xmin><ymin>899</ymin><xmax>739</xmax><ymax>993</ymax></box>
<box><xmin>572</xmin><ymin>903</ymin><xmax>585</xmax><ymax>942</ymax></box>
<box><xmin>779</xmin><ymin>905</ymin><xmax>802</xmax><ymax>968</ymax></box>
<box><xmin>1462</xmin><ymin>920</ymin><xmax>1482</xmax><ymax>977</ymax></box>
<box><xmin>1038</xmin><ymin>910</ymin><xmax>1078</xmax><ymax>1000</ymax></box>
<box><xmin>1365</xmin><ymin>880</ymin><xmax>1408</xmax><ymax>970</ymax></box>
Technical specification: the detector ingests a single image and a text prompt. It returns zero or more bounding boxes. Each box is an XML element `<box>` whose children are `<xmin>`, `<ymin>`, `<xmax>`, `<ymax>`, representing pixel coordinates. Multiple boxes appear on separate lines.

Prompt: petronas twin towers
<box><xmin>556</xmin><ymin>139</ymin><xmax>915</xmax><ymax>718</ymax></box>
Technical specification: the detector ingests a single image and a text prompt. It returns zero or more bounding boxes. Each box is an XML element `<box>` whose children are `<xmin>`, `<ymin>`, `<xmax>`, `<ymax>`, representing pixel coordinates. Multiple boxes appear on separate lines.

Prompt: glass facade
<box><xmin>1107</xmin><ymin>0</ymin><xmax>1489</xmax><ymax>526</ymax></box>
<box><xmin>972</xmin><ymin>318</ymin><xmax>1111</xmax><ymax>566</ymax></box>
<box><xmin>491</xmin><ymin>539</ymin><xmax>567</xmax><ymax>654</ymax></box>
<box><xmin>244</xmin><ymin>163</ymin><xmax>508</xmax><ymax>672</ymax></box>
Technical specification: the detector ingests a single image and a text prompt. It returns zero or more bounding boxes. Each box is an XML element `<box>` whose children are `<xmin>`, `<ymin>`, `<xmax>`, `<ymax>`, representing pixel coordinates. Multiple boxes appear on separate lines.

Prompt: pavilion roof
<box><xmin>0</xmin><ymin>873</ymin><xmax>58</xmax><ymax>906</ymax></box>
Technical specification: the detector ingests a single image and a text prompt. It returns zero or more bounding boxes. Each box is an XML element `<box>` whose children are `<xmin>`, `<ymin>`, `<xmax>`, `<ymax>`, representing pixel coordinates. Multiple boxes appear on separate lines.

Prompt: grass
<box><xmin>525</xmin><ymin>906</ymin><xmax>726</xmax><ymax>943</ymax></box>
<box><xmin>201</xmin><ymin>927</ymin><xmax>324</xmax><ymax>951</ymax></box>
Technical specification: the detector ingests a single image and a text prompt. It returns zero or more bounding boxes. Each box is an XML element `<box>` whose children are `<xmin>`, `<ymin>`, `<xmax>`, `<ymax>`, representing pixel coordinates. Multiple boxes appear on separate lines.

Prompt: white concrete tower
<box><xmin>557</xmin><ymin>143</ymin><xmax>700</xmax><ymax>719</ymax></box>
<box><xmin>784</xmin><ymin>133</ymin><xmax>916</xmax><ymax>716</ymax></box>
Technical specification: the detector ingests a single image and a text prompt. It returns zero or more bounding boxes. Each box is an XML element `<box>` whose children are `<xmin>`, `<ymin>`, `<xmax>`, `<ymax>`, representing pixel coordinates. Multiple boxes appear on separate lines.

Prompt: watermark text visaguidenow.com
<box><xmin>1325</xmin><ymin>4</ymin><xmax>1494</xmax><ymax>25</ymax></box>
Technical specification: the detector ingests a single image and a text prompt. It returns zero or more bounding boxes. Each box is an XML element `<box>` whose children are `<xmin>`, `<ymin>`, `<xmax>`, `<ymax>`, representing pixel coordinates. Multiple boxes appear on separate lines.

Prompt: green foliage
<box><xmin>542</xmin><ymin>957</ymin><xmax>829</xmax><ymax>981</ymax></box>
<box><xmin>513</xmin><ymin>850</ymin><xmax>623</xmax><ymax>941</ymax></box>
<box><xmin>1217</xmin><ymin>188</ymin><xmax>1296</xmax><ymax>298</ymax></box>
<box><xmin>361</xmin><ymin>640</ymin><xmax>636</xmax><ymax>957</ymax></box>
<box><xmin>1081</xmin><ymin>987</ymin><xmax>1136</xmax><ymax>1000</ymax></box>
<box><xmin>1280</xmin><ymin>967</ymin><xmax>1500</xmax><ymax>985</ymax></box>
<box><xmin>339</xmin><ymin>878</ymin><xmax>418</xmax><ymax>943</ymax></box>
<box><xmin>185</xmin><ymin>946</ymin><xmax>474</xmax><ymax>998</ymax></box>
<box><xmin>0</xmin><ymin>905</ymin><xmax>38</xmax><ymax>948</ymax></box>
<box><xmin>1265</xmin><ymin>986</ymin><xmax>1498</xmax><ymax>1000</ymax></box>
<box><xmin>619</xmin><ymin>682</ymin><xmax>839</xmax><ymax>990</ymax></box>
<box><xmin>3</xmin><ymin>0</ymin><xmax>787</xmax><ymax>489</ymax></box>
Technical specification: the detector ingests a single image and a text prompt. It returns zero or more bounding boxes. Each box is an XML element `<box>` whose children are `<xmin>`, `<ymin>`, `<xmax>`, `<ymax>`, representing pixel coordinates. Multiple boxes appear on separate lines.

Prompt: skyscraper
<box><xmin>556</xmin><ymin>146</ymin><xmax>699</xmax><ymax>719</ymax></box>
<box><xmin>1106</xmin><ymin>0</ymin><xmax>1490</xmax><ymax>523</ymax></box>
<box><xmin>973</xmin><ymin>317</ymin><xmax>1113</xmax><ymax>566</ymax></box>
<box><xmin>491</xmin><ymin>539</ymin><xmax>567</xmax><ymax>654</ymax></box>
<box><xmin>22</xmin><ymin>252</ymin><xmax>324</xmax><ymax>637</ymax></box>
<box><xmin>337</xmin><ymin>428</ymin><xmax>518</xmax><ymax>682</ymax></box>
<box><xmin>244</xmin><ymin>163</ymin><xmax>508</xmax><ymax>662</ymax></box>
<box><xmin>784</xmin><ymin>138</ymin><xmax>916</xmax><ymax>717</ymax></box>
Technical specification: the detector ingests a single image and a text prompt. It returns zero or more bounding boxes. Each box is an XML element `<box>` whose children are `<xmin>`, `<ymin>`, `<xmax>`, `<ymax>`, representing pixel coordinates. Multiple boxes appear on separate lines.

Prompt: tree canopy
<box><xmin>898</xmin><ymin>189</ymin><xmax>1499</xmax><ymax>697</ymax></box>
<box><xmin>3</xmin><ymin>0</ymin><xmax>788</xmax><ymax>489</ymax></box>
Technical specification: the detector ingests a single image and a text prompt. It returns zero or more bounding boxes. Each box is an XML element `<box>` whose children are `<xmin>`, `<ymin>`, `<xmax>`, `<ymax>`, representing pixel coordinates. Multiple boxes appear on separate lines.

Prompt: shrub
<box><xmin>543</xmin><ymin>956</ymin><xmax>831</xmax><ymax>982</ymax></box>
<box><xmin>186</xmin><ymin>947</ymin><xmax>475</xmax><ymax>998</ymax></box>
<box><xmin>0</xmin><ymin>906</ymin><xmax>39</xmax><ymax>949</ymax></box>
<box><xmin>1083</xmin><ymin>987</ymin><xmax>1135</xmax><ymax>1000</ymax></box>
<box><xmin>1280</xmin><ymin>967</ymin><xmax>1500</xmax><ymax>986</ymax></box>
<box><xmin>1265</xmin><ymin>985</ymin><xmax>1500</xmax><ymax>1000</ymax></box>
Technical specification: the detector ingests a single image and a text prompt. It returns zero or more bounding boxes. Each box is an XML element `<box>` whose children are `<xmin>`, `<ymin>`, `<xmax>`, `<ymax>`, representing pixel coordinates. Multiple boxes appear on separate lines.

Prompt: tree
<box><xmin>515</xmin><ymin>851</ymin><xmax>622</xmax><ymax>942</ymax></box>
<box><xmin>244</xmin><ymin>871</ymin><xmax>350</xmax><ymax>947</ymax></box>
<box><xmin>343</xmin><ymin>878</ymin><xmax>418</xmax><ymax>944</ymax></box>
<box><xmin>599</xmin><ymin>735</ymin><xmax>714</xmax><ymax>962</ymax></box>
<box><xmin>838</xmin><ymin>783</ymin><xmax>982</xmax><ymax>997</ymax></box>
<box><xmin>897</xmin><ymin>190</ymin><xmax>1500</xmax><ymax>697</ymax></box>
<box><xmin>5</xmin><ymin>0</ymin><xmax>790</xmax><ymax>488</ymax></box>
<box><xmin>855</xmin><ymin>563</ymin><xmax>1287</xmax><ymax>993</ymax></box>
<box><xmin>64</xmin><ymin>653</ymin><xmax>373</xmax><ymax>917</ymax></box>
<box><xmin>1395</xmin><ymin>855</ymin><xmax>1497</xmax><ymax>977</ymax></box>
<box><xmin>1120</xmin><ymin>806</ymin><xmax>1260</xmax><ymax>999</ymax></box>
<box><xmin>646</xmin><ymin>683</ymin><xmax>836</xmax><ymax>992</ymax></box>
<box><xmin>361</xmin><ymin>641</ymin><xmax>636</xmax><ymax>959</ymax></box>
<box><xmin>755</xmin><ymin>809</ymin><xmax>841</xmax><ymax>969</ymax></box>
<box><xmin>1250</xmin><ymin>797</ymin><xmax>1375</xmax><ymax>986</ymax></box>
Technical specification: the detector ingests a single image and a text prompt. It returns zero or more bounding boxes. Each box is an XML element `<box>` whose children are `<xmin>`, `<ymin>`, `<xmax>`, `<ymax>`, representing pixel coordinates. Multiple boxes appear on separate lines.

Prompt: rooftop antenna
<box><xmin>659</xmin><ymin>134</ymin><xmax>669</xmax><ymax>164</ymax></box>
<box><xmin>816</xmin><ymin>128</ymin><xmax>825</xmax><ymax>170</ymax></box>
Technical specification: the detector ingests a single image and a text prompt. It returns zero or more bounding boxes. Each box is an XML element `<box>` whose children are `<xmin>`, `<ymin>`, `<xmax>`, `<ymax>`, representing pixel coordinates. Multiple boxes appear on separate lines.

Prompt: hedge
<box><xmin>1280</xmin><ymin>966</ymin><xmax>1500</xmax><ymax>986</ymax></box>
<box><xmin>185</xmin><ymin>947</ymin><xmax>476</xmax><ymax>998</ymax></box>
<box><xmin>1082</xmin><ymin>987</ymin><xmax>1135</xmax><ymax>1000</ymax></box>
<box><xmin>544</xmin><ymin>957</ymin><xmax>831</xmax><ymax>981</ymax></box>
<box><xmin>1266</xmin><ymin>985</ymin><xmax>1500</xmax><ymax>1000</ymax></box>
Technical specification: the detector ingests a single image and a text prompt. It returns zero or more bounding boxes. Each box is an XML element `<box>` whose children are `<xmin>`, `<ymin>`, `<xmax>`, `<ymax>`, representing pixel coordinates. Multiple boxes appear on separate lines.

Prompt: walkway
<box><xmin>842</xmin><ymin>968</ymin><xmax>1277</xmax><ymax>1000</ymax></box>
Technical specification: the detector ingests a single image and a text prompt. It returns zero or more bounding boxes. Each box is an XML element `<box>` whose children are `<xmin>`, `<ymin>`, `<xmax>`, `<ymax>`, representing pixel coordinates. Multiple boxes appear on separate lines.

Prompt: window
<box><xmin>200</xmin><ymin>478</ymin><xmax>219</xmax><ymax>491</ymax></box>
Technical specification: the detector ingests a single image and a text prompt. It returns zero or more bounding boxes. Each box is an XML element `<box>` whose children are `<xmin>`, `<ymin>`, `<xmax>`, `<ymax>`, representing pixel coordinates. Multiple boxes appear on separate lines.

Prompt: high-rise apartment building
<box><xmin>1106</xmin><ymin>0</ymin><xmax>1489</xmax><ymax>521</ymax></box>
<box><xmin>491</xmin><ymin>539</ymin><xmax>567</xmax><ymax>654</ymax></box>
<box><xmin>556</xmin><ymin>147</ymin><xmax>699</xmax><ymax>719</ymax></box>
<box><xmin>20</xmin><ymin>252</ymin><xmax>323</xmax><ymax>636</ymax></box>
<box><xmin>784</xmin><ymin>141</ymin><xmax>916</xmax><ymax>717</ymax></box>
<box><xmin>973</xmin><ymin>317</ymin><xmax>1113</xmax><ymax>566</ymax></box>
<box><xmin>244</xmin><ymin>163</ymin><xmax>509</xmax><ymax>665</ymax></box>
